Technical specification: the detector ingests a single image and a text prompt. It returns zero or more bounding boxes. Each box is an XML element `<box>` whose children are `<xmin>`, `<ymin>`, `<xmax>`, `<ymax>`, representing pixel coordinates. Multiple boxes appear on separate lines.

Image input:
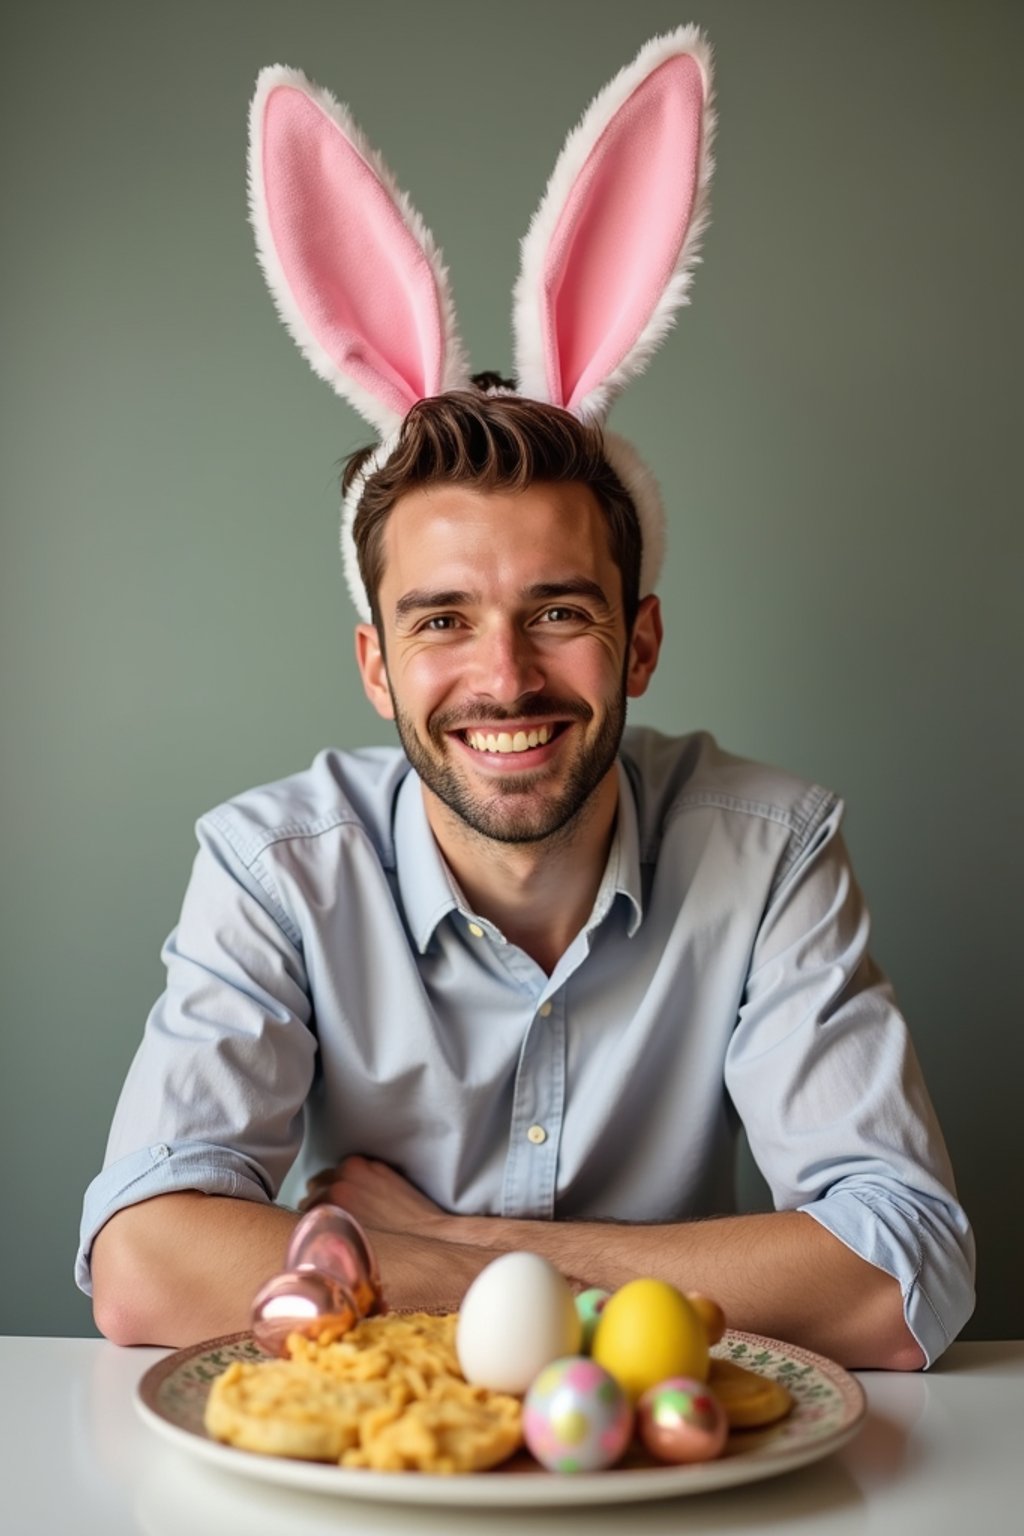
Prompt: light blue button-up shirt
<box><xmin>76</xmin><ymin>728</ymin><xmax>975</xmax><ymax>1364</ymax></box>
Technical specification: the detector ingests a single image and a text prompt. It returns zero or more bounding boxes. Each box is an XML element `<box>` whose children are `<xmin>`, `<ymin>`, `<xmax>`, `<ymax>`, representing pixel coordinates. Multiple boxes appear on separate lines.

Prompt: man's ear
<box><xmin>626</xmin><ymin>594</ymin><xmax>663</xmax><ymax>699</ymax></box>
<box><xmin>355</xmin><ymin>623</ymin><xmax>395</xmax><ymax>719</ymax></box>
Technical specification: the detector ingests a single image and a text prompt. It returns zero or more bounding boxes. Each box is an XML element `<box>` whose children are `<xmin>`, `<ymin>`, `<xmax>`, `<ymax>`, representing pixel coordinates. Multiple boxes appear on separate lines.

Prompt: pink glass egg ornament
<box><xmin>636</xmin><ymin>1376</ymin><xmax>729</xmax><ymax>1463</ymax></box>
<box><xmin>285</xmin><ymin>1203</ymin><xmax>383</xmax><ymax>1317</ymax></box>
<box><xmin>250</xmin><ymin>1267</ymin><xmax>359</xmax><ymax>1356</ymax></box>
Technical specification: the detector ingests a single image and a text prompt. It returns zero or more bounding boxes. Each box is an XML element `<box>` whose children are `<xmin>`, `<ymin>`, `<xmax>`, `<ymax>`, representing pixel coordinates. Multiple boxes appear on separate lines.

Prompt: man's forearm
<box><xmin>301</xmin><ymin>1157</ymin><xmax>925</xmax><ymax>1370</ymax></box>
<box><xmin>91</xmin><ymin>1178</ymin><xmax>924</xmax><ymax>1370</ymax></box>
<box><xmin>90</xmin><ymin>1190</ymin><xmax>503</xmax><ymax>1348</ymax></box>
<box><xmin>434</xmin><ymin>1207</ymin><xmax>923</xmax><ymax>1370</ymax></box>
<box><xmin>91</xmin><ymin>1192</ymin><xmax>301</xmax><ymax>1347</ymax></box>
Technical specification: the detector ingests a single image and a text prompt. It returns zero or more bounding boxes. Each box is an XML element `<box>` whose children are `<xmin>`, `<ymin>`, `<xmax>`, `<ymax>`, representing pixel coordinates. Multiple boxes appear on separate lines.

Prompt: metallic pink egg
<box><xmin>250</xmin><ymin>1267</ymin><xmax>358</xmax><ymax>1356</ymax></box>
<box><xmin>636</xmin><ymin>1377</ymin><xmax>729</xmax><ymax>1464</ymax></box>
<box><xmin>285</xmin><ymin>1205</ymin><xmax>383</xmax><ymax>1317</ymax></box>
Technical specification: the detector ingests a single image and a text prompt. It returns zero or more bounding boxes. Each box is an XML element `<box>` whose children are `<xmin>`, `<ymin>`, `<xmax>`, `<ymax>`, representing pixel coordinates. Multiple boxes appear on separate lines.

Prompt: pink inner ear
<box><xmin>263</xmin><ymin>88</ymin><xmax>444</xmax><ymax>416</ymax></box>
<box><xmin>542</xmin><ymin>55</ymin><xmax>704</xmax><ymax>412</ymax></box>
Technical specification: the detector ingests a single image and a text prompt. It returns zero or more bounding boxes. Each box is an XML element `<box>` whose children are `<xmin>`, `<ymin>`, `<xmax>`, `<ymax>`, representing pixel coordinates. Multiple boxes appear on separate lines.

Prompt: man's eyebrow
<box><xmin>394</xmin><ymin>589</ymin><xmax>478</xmax><ymax>621</ymax></box>
<box><xmin>525</xmin><ymin>580</ymin><xmax>614</xmax><ymax>612</ymax></box>
<box><xmin>393</xmin><ymin>578</ymin><xmax>615</xmax><ymax>623</ymax></box>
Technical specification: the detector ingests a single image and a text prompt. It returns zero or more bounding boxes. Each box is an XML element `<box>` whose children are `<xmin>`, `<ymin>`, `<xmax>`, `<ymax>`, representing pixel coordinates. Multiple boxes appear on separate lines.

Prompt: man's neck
<box><xmin>422</xmin><ymin>773</ymin><xmax>620</xmax><ymax>975</ymax></box>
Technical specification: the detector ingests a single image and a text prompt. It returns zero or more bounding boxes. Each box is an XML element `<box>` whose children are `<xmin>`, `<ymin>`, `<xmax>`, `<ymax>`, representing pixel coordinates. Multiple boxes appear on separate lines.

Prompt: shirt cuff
<box><xmin>799</xmin><ymin>1181</ymin><xmax>976</xmax><ymax>1368</ymax></box>
<box><xmin>75</xmin><ymin>1141</ymin><xmax>273</xmax><ymax>1297</ymax></box>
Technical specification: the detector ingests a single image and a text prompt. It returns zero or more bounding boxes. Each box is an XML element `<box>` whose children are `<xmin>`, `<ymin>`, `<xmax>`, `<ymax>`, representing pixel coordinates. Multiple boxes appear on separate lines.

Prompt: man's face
<box><xmin>356</xmin><ymin>481</ymin><xmax>661</xmax><ymax>845</ymax></box>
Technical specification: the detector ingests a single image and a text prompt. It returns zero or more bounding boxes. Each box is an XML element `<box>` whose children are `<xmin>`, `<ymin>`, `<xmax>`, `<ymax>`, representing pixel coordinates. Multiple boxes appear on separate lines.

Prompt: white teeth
<box><xmin>465</xmin><ymin>724</ymin><xmax>553</xmax><ymax>754</ymax></box>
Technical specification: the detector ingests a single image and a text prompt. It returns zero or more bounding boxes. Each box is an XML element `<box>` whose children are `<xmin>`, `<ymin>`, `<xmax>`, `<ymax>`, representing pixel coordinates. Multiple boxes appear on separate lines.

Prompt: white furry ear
<box><xmin>248</xmin><ymin>65</ymin><xmax>471</xmax><ymax>436</ymax></box>
<box><xmin>340</xmin><ymin>433</ymin><xmax>397</xmax><ymax>623</ymax></box>
<box><xmin>513</xmin><ymin>27</ymin><xmax>715</xmax><ymax>424</ymax></box>
<box><xmin>601</xmin><ymin>431</ymin><xmax>667</xmax><ymax>597</ymax></box>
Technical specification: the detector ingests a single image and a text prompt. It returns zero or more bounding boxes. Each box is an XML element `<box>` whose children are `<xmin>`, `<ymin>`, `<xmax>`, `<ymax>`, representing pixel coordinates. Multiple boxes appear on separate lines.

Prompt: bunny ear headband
<box><xmin>247</xmin><ymin>27</ymin><xmax>715</xmax><ymax>621</ymax></box>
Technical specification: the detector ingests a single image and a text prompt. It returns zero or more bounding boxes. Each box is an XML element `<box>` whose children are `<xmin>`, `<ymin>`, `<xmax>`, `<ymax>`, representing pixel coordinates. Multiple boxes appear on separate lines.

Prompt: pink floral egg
<box><xmin>523</xmin><ymin>1356</ymin><xmax>633</xmax><ymax>1473</ymax></box>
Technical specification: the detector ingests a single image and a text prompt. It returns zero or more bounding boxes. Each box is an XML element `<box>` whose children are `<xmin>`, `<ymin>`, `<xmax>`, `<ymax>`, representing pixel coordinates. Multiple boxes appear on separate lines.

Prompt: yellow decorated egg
<box><xmin>591</xmin><ymin>1279</ymin><xmax>709</xmax><ymax>1403</ymax></box>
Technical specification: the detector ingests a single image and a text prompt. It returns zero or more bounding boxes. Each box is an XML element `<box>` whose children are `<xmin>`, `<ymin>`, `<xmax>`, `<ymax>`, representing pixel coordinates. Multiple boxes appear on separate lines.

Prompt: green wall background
<box><xmin>1</xmin><ymin>0</ymin><xmax>1020</xmax><ymax>1341</ymax></box>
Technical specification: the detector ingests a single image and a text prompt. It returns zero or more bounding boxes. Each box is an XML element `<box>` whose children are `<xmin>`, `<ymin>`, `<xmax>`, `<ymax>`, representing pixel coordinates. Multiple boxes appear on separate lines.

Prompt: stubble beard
<box><xmin>390</xmin><ymin>687</ymin><xmax>628</xmax><ymax>846</ymax></box>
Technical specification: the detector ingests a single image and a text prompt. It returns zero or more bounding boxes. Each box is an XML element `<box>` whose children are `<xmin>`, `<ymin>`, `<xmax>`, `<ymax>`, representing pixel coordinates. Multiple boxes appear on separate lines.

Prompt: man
<box><xmin>78</xmin><ymin>38</ymin><xmax>974</xmax><ymax>1366</ymax></box>
<box><xmin>80</xmin><ymin>390</ymin><xmax>974</xmax><ymax>1367</ymax></box>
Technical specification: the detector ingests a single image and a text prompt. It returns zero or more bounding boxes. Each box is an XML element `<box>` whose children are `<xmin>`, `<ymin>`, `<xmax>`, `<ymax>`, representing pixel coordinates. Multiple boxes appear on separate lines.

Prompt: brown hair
<box><xmin>344</xmin><ymin>379</ymin><xmax>642</xmax><ymax>630</ymax></box>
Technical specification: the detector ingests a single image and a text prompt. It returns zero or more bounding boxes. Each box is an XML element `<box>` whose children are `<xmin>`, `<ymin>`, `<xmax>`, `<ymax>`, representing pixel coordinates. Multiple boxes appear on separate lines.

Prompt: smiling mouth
<box><xmin>460</xmin><ymin>723</ymin><xmax>564</xmax><ymax>755</ymax></box>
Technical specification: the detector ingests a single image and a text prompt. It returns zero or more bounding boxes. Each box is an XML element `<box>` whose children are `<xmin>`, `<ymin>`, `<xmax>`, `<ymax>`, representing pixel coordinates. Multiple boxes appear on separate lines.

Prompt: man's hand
<box><xmin>301</xmin><ymin>1156</ymin><xmax>447</xmax><ymax>1234</ymax></box>
<box><xmin>299</xmin><ymin>1159</ymin><xmax>498</xmax><ymax>1313</ymax></box>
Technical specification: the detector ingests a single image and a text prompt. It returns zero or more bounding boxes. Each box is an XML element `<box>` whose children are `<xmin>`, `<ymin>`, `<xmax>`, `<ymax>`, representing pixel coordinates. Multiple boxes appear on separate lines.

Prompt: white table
<box><xmin>2</xmin><ymin>1337</ymin><xmax>1020</xmax><ymax>1534</ymax></box>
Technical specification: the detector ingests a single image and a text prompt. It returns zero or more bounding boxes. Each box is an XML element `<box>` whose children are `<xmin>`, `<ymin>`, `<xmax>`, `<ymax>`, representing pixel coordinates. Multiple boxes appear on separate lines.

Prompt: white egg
<box><xmin>456</xmin><ymin>1251</ymin><xmax>582</xmax><ymax>1393</ymax></box>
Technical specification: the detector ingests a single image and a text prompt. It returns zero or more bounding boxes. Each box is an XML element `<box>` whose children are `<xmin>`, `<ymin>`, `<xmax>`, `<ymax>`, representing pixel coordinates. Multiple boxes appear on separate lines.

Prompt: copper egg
<box><xmin>250</xmin><ymin>1268</ymin><xmax>358</xmax><ymax>1356</ymax></box>
<box><xmin>636</xmin><ymin>1376</ymin><xmax>729</xmax><ymax>1464</ymax></box>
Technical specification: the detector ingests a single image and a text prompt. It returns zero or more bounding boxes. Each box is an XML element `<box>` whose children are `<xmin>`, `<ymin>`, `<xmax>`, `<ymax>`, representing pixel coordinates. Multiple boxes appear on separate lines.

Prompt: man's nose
<box><xmin>469</xmin><ymin>622</ymin><xmax>545</xmax><ymax>703</ymax></box>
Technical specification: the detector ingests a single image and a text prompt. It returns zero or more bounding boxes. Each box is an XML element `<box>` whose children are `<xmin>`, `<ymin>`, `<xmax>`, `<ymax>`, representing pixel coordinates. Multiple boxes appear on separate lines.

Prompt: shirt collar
<box><xmin>600</xmin><ymin>759</ymin><xmax>644</xmax><ymax>938</ymax></box>
<box><xmin>394</xmin><ymin>769</ymin><xmax>461</xmax><ymax>954</ymax></box>
<box><xmin>394</xmin><ymin>757</ymin><xmax>645</xmax><ymax>954</ymax></box>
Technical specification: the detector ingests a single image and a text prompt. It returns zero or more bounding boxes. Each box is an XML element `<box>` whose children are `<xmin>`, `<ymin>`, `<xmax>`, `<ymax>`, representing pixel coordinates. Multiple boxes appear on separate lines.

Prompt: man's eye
<box><xmin>422</xmin><ymin>614</ymin><xmax>461</xmax><ymax>632</ymax></box>
<box><xmin>539</xmin><ymin>606</ymin><xmax>582</xmax><ymax>624</ymax></box>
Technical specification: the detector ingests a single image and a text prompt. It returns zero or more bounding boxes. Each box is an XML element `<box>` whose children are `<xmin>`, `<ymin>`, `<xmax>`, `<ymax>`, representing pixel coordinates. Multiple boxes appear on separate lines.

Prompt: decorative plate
<box><xmin>135</xmin><ymin>1328</ymin><xmax>865</xmax><ymax>1507</ymax></box>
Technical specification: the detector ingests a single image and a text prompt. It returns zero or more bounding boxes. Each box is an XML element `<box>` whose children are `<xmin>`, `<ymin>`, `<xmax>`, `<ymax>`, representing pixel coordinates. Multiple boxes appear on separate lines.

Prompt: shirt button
<box><xmin>467</xmin><ymin>922</ymin><xmax>484</xmax><ymax>938</ymax></box>
<box><xmin>527</xmin><ymin>1124</ymin><xmax>548</xmax><ymax>1145</ymax></box>
<box><xmin>538</xmin><ymin>1002</ymin><xmax>553</xmax><ymax>1018</ymax></box>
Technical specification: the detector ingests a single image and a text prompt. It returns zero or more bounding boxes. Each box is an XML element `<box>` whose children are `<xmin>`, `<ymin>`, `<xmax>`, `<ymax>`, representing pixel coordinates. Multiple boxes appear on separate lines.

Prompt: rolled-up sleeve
<box><xmin>75</xmin><ymin>811</ymin><xmax>317</xmax><ymax>1295</ymax></box>
<box><xmin>724</xmin><ymin>800</ymin><xmax>976</xmax><ymax>1367</ymax></box>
